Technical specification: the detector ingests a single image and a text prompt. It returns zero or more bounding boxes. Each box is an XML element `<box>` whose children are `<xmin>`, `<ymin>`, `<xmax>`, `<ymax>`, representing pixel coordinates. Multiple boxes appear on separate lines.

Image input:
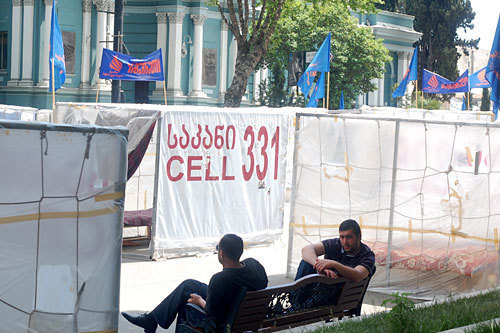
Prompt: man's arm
<box><xmin>188</xmin><ymin>293</ymin><xmax>206</xmax><ymax>309</ymax></box>
<box><xmin>301</xmin><ymin>242</ymin><xmax>326</xmax><ymax>266</ymax></box>
<box><xmin>315</xmin><ymin>260</ymin><xmax>369</xmax><ymax>282</ymax></box>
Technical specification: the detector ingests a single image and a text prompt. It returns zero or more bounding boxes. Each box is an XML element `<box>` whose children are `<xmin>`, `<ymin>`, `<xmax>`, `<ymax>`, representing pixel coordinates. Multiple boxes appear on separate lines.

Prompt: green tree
<box><xmin>262</xmin><ymin>0</ymin><xmax>390</xmax><ymax>109</ymax></box>
<box><xmin>481</xmin><ymin>88</ymin><xmax>491</xmax><ymax>111</ymax></box>
<box><xmin>215</xmin><ymin>0</ymin><xmax>382</xmax><ymax>107</ymax></box>
<box><xmin>397</xmin><ymin>0</ymin><xmax>478</xmax><ymax>90</ymax></box>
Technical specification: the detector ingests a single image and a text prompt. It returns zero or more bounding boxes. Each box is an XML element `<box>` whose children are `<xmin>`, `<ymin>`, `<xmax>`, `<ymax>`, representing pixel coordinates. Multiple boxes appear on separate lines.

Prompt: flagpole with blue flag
<box><xmin>297</xmin><ymin>33</ymin><xmax>331</xmax><ymax>108</ymax></box>
<box><xmin>486</xmin><ymin>15</ymin><xmax>500</xmax><ymax>120</ymax></box>
<box><xmin>49</xmin><ymin>0</ymin><xmax>66</xmax><ymax>111</ymax></box>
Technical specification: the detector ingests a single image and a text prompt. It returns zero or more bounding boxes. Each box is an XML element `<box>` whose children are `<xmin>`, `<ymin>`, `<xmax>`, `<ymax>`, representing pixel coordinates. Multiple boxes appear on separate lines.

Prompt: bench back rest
<box><xmin>230</xmin><ymin>275</ymin><xmax>370</xmax><ymax>332</ymax></box>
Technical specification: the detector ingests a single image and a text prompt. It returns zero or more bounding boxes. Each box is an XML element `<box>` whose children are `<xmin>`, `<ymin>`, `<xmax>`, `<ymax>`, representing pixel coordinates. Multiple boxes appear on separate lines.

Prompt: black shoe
<box><xmin>121</xmin><ymin>311</ymin><xmax>158</xmax><ymax>332</ymax></box>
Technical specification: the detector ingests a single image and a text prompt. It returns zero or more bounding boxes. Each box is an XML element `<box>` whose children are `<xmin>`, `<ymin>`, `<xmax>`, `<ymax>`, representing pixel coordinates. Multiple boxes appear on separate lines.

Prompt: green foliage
<box><xmin>398</xmin><ymin>0</ymin><xmax>478</xmax><ymax>91</ymax></box>
<box><xmin>381</xmin><ymin>292</ymin><xmax>416</xmax><ymax>332</ymax></box>
<box><xmin>481</xmin><ymin>88</ymin><xmax>491</xmax><ymax>111</ymax></box>
<box><xmin>312</xmin><ymin>290</ymin><xmax>500</xmax><ymax>333</ymax></box>
<box><xmin>263</xmin><ymin>0</ymin><xmax>390</xmax><ymax>109</ymax></box>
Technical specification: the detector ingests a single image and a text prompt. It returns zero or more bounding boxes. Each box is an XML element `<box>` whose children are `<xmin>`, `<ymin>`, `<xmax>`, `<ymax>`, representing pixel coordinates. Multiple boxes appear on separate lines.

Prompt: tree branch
<box><xmin>242</xmin><ymin>0</ymin><xmax>249</xmax><ymax>38</ymax></box>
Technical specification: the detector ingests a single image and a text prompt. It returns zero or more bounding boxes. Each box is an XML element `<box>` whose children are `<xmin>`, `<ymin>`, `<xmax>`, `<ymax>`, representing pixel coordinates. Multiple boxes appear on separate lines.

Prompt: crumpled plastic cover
<box><xmin>0</xmin><ymin>120</ymin><xmax>128</xmax><ymax>332</ymax></box>
<box><xmin>288</xmin><ymin>108</ymin><xmax>499</xmax><ymax>299</ymax></box>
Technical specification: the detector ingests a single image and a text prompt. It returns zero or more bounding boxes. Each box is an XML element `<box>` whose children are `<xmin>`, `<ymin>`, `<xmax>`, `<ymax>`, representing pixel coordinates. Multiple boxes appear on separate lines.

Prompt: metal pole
<box><xmin>385</xmin><ymin>120</ymin><xmax>400</xmax><ymax>286</ymax></box>
<box><xmin>148</xmin><ymin>117</ymin><xmax>162</xmax><ymax>260</ymax></box>
<box><xmin>286</xmin><ymin>114</ymin><xmax>301</xmax><ymax>278</ymax></box>
<box><xmin>111</xmin><ymin>0</ymin><xmax>124</xmax><ymax>103</ymax></box>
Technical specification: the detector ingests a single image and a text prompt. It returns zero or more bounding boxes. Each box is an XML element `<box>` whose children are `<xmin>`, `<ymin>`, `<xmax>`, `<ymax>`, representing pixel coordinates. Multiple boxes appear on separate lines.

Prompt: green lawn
<box><xmin>313</xmin><ymin>290</ymin><xmax>500</xmax><ymax>333</ymax></box>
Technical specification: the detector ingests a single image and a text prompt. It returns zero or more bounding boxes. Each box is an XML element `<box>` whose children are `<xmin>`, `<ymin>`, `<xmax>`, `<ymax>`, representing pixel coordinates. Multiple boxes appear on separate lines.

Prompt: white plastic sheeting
<box><xmin>54</xmin><ymin>103</ymin><xmax>293</xmax><ymax>258</ymax></box>
<box><xmin>0</xmin><ymin>104</ymin><xmax>38</xmax><ymax>121</ymax></box>
<box><xmin>154</xmin><ymin>108</ymin><xmax>291</xmax><ymax>257</ymax></box>
<box><xmin>0</xmin><ymin>120</ymin><xmax>128</xmax><ymax>332</ymax></box>
<box><xmin>288</xmin><ymin>110</ymin><xmax>499</xmax><ymax>298</ymax></box>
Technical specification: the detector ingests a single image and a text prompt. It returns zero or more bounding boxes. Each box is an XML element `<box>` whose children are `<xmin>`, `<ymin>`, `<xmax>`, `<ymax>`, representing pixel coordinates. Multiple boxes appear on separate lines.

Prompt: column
<box><xmin>80</xmin><ymin>0</ymin><xmax>92</xmax><ymax>87</ymax></box>
<box><xmin>106</xmin><ymin>2</ymin><xmax>114</xmax><ymax>51</ymax></box>
<box><xmin>218</xmin><ymin>20</ymin><xmax>228</xmax><ymax>99</ymax></box>
<box><xmin>357</xmin><ymin>94</ymin><xmax>364</xmax><ymax>107</ymax></box>
<box><xmin>253</xmin><ymin>69</ymin><xmax>261</xmax><ymax>103</ymax></box>
<box><xmin>93</xmin><ymin>0</ymin><xmax>108</xmax><ymax>86</ymax></box>
<box><xmin>368</xmin><ymin>78</ymin><xmax>378</xmax><ymax>106</ymax></box>
<box><xmin>20</xmin><ymin>0</ymin><xmax>35</xmax><ymax>85</ymax></box>
<box><xmin>7</xmin><ymin>0</ymin><xmax>22</xmax><ymax>85</ymax></box>
<box><xmin>189</xmin><ymin>15</ymin><xmax>206</xmax><ymax>97</ymax></box>
<box><xmin>39</xmin><ymin>0</ymin><xmax>53</xmax><ymax>86</ymax></box>
<box><xmin>167</xmin><ymin>12</ymin><xmax>185</xmax><ymax>96</ymax></box>
<box><xmin>378</xmin><ymin>77</ymin><xmax>385</xmax><ymax>106</ymax></box>
<box><xmin>155</xmin><ymin>12</ymin><xmax>167</xmax><ymax>91</ymax></box>
<box><xmin>397</xmin><ymin>51</ymin><xmax>407</xmax><ymax>83</ymax></box>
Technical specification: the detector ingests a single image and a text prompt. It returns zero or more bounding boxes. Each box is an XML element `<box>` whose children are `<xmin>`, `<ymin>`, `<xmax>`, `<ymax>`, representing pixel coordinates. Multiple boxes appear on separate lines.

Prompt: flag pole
<box><xmin>96</xmin><ymin>82</ymin><xmax>100</xmax><ymax>103</ymax></box>
<box><xmin>326</xmin><ymin>71</ymin><xmax>330</xmax><ymax>109</ymax></box>
<box><xmin>52</xmin><ymin>60</ymin><xmax>55</xmax><ymax>111</ymax></box>
<box><xmin>163</xmin><ymin>79</ymin><xmax>167</xmax><ymax>105</ymax></box>
<box><xmin>415</xmin><ymin>80</ymin><xmax>418</xmax><ymax>108</ymax></box>
<box><xmin>467</xmin><ymin>92</ymin><xmax>470</xmax><ymax>110</ymax></box>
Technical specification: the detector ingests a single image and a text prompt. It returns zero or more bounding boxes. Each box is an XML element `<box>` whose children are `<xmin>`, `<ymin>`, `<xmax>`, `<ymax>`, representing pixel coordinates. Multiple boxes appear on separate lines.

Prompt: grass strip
<box><xmin>313</xmin><ymin>290</ymin><xmax>500</xmax><ymax>333</ymax></box>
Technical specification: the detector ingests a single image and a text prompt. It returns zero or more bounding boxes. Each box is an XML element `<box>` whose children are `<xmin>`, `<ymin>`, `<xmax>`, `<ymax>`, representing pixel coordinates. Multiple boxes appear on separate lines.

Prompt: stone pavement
<box><xmin>119</xmin><ymin>236</ymin><xmax>386</xmax><ymax>332</ymax></box>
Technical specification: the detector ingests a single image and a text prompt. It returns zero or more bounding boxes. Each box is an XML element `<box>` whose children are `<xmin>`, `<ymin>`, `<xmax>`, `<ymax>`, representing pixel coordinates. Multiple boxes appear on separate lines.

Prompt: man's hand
<box><xmin>314</xmin><ymin>259</ymin><xmax>335</xmax><ymax>272</ymax></box>
<box><xmin>323</xmin><ymin>269</ymin><xmax>338</xmax><ymax>279</ymax></box>
<box><xmin>187</xmin><ymin>293</ymin><xmax>206</xmax><ymax>309</ymax></box>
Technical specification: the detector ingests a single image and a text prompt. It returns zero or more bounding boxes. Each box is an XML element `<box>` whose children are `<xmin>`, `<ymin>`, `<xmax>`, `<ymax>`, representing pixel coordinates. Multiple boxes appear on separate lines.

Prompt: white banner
<box><xmin>155</xmin><ymin>109</ymin><xmax>291</xmax><ymax>255</ymax></box>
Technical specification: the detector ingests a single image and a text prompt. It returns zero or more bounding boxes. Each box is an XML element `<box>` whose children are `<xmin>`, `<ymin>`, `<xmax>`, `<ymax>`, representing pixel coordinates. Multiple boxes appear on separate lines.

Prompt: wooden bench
<box><xmin>178</xmin><ymin>274</ymin><xmax>371</xmax><ymax>332</ymax></box>
<box><xmin>227</xmin><ymin>274</ymin><xmax>370</xmax><ymax>332</ymax></box>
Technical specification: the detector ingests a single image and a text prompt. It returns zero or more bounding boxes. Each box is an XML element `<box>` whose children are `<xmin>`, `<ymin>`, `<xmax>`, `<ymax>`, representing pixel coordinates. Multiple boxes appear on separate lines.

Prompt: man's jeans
<box><xmin>294</xmin><ymin>260</ymin><xmax>317</xmax><ymax>280</ymax></box>
<box><xmin>151</xmin><ymin>279</ymin><xmax>211</xmax><ymax>329</ymax></box>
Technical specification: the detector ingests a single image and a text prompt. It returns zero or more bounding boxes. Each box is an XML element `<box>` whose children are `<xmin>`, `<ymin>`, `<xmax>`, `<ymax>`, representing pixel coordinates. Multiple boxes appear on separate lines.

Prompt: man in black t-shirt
<box><xmin>122</xmin><ymin>234</ymin><xmax>268</xmax><ymax>332</ymax></box>
<box><xmin>295</xmin><ymin>219</ymin><xmax>376</xmax><ymax>282</ymax></box>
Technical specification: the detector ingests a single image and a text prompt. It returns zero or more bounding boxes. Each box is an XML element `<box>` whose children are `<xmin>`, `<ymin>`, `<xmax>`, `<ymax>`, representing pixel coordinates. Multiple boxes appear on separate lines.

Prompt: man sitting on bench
<box><xmin>122</xmin><ymin>234</ymin><xmax>268</xmax><ymax>332</ymax></box>
<box><xmin>296</xmin><ymin>219</ymin><xmax>375</xmax><ymax>282</ymax></box>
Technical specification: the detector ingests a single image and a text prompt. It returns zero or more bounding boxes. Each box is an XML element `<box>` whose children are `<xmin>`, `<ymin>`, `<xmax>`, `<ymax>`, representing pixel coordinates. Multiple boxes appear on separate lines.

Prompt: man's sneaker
<box><xmin>121</xmin><ymin>311</ymin><xmax>158</xmax><ymax>333</ymax></box>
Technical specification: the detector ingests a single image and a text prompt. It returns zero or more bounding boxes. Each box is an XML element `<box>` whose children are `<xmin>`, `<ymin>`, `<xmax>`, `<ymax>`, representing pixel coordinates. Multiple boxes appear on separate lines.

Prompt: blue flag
<box><xmin>100</xmin><ymin>48</ymin><xmax>165</xmax><ymax>81</ymax></box>
<box><xmin>422</xmin><ymin>69</ymin><xmax>469</xmax><ymax>94</ymax></box>
<box><xmin>339</xmin><ymin>91</ymin><xmax>344</xmax><ymax>109</ymax></box>
<box><xmin>298</xmin><ymin>33</ymin><xmax>331</xmax><ymax>98</ymax></box>
<box><xmin>392</xmin><ymin>47</ymin><xmax>418</xmax><ymax>98</ymax></box>
<box><xmin>462</xmin><ymin>95</ymin><xmax>466</xmax><ymax>110</ymax></box>
<box><xmin>486</xmin><ymin>15</ymin><xmax>500</xmax><ymax>120</ymax></box>
<box><xmin>469</xmin><ymin>67</ymin><xmax>491</xmax><ymax>89</ymax></box>
<box><xmin>49</xmin><ymin>1</ymin><xmax>65</xmax><ymax>92</ymax></box>
<box><xmin>306</xmin><ymin>72</ymin><xmax>325</xmax><ymax>108</ymax></box>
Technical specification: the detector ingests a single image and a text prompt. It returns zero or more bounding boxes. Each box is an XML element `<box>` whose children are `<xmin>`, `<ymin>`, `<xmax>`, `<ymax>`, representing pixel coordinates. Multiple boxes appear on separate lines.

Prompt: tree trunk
<box><xmin>224</xmin><ymin>46</ymin><xmax>266</xmax><ymax>107</ymax></box>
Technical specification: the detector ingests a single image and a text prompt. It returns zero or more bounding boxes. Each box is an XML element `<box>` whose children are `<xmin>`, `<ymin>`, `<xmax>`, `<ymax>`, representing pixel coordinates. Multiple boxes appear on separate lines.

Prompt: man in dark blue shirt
<box><xmin>295</xmin><ymin>219</ymin><xmax>375</xmax><ymax>282</ymax></box>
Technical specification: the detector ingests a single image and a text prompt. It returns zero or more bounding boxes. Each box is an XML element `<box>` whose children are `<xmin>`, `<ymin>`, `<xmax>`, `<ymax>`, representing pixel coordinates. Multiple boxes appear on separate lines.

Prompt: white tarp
<box><xmin>0</xmin><ymin>104</ymin><xmax>38</xmax><ymax>121</ymax></box>
<box><xmin>53</xmin><ymin>103</ymin><xmax>294</xmax><ymax>258</ymax></box>
<box><xmin>154</xmin><ymin>108</ymin><xmax>291</xmax><ymax>257</ymax></box>
<box><xmin>0</xmin><ymin>120</ymin><xmax>128</xmax><ymax>332</ymax></box>
<box><xmin>288</xmin><ymin>110</ymin><xmax>499</xmax><ymax>299</ymax></box>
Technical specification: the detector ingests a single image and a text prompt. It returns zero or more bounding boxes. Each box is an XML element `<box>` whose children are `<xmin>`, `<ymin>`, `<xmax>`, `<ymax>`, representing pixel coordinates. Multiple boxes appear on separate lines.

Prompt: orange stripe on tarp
<box><xmin>94</xmin><ymin>192</ymin><xmax>124</xmax><ymax>202</ymax></box>
<box><xmin>0</xmin><ymin>206</ymin><xmax>119</xmax><ymax>225</ymax></box>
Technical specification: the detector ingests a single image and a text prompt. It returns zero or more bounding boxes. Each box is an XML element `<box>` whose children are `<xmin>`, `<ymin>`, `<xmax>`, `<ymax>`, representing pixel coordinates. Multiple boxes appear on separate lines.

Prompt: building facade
<box><xmin>0</xmin><ymin>1</ymin><xmax>419</xmax><ymax>109</ymax></box>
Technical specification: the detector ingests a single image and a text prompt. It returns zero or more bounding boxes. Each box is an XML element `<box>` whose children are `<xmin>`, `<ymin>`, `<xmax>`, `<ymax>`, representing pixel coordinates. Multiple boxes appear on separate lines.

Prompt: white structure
<box><xmin>0</xmin><ymin>120</ymin><xmax>127</xmax><ymax>332</ymax></box>
<box><xmin>288</xmin><ymin>108</ymin><xmax>499</xmax><ymax>298</ymax></box>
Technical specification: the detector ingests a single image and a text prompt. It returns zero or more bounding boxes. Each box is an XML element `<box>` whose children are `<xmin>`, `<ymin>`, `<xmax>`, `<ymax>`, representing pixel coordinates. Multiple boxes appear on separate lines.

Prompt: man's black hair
<box><xmin>339</xmin><ymin>219</ymin><xmax>361</xmax><ymax>239</ymax></box>
<box><xmin>218</xmin><ymin>234</ymin><xmax>243</xmax><ymax>262</ymax></box>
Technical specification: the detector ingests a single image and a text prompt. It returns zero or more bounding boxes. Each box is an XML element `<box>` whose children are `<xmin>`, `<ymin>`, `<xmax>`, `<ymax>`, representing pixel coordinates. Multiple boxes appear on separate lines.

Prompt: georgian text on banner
<box><xmin>99</xmin><ymin>48</ymin><xmax>164</xmax><ymax>81</ymax></box>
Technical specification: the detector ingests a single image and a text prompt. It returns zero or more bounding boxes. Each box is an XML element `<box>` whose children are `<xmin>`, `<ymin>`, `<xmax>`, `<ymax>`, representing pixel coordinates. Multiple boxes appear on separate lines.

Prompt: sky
<box><xmin>459</xmin><ymin>0</ymin><xmax>500</xmax><ymax>50</ymax></box>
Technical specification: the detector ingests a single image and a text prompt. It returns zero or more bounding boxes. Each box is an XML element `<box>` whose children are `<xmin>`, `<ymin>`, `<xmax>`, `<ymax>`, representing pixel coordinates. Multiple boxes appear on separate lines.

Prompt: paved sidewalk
<box><xmin>119</xmin><ymin>237</ymin><xmax>386</xmax><ymax>332</ymax></box>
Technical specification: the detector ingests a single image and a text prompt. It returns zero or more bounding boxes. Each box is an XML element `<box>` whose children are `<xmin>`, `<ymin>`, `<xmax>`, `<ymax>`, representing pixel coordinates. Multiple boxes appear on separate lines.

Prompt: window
<box><xmin>0</xmin><ymin>32</ymin><xmax>7</xmax><ymax>70</ymax></box>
